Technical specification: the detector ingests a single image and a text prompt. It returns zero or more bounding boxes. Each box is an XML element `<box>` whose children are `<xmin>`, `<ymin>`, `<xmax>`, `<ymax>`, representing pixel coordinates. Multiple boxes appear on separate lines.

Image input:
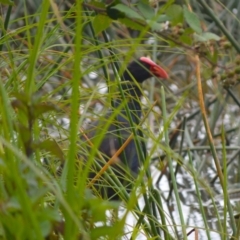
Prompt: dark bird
<box><xmin>82</xmin><ymin>57</ymin><xmax>168</xmax><ymax>200</ymax></box>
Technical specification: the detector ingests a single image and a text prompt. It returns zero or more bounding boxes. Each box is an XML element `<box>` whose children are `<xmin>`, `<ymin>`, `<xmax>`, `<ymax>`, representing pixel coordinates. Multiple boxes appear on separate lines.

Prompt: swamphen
<box><xmin>82</xmin><ymin>57</ymin><xmax>168</xmax><ymax>200</ymax></box>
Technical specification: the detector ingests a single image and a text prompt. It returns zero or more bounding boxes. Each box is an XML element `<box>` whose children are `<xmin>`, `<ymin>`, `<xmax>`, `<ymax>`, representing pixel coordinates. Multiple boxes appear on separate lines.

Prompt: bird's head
<box><xmin>122</xmin><ymin>57</ymin><xmax>168</xmax><ymax>83</ymax></box>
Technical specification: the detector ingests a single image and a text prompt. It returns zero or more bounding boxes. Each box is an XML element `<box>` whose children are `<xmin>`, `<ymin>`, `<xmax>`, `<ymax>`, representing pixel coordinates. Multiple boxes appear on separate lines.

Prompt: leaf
<box><xmin>183</xmin><ymin>6</ymin><xmax>202</xmax><ymax>34</ymax></box>
<box><xmin>195</xmin><ymin>32</ymin><xmax>221</xmax><ymax>42</ymax></box>
<box><xmin>179</xmin><ymin>34</ymin><xmax>193</xmax><ymax>45</ymax></box>
<box><xmin>146</xmin><ymin>20</ymin><xmax>164</xmax><ymax>32</ymax></box>
<box><xmin>193</xmin><ymin>34</ymin><xmax>207</xmax><ymax>42</ymax></box>
<box><xmin>106</xmin><ymin>4</ymin><xmax>125</xmax><ymax>20</ymax></box>
<box><xmin>89</xmin><ymin>1</ymin><xmax>105</xmax><ymax>9</ymax></box>
<box><xmin>32</xmin><ymin>102</ymin><xmax>59</xmax><ymax>119</ymax></box>
<box><xmin>92</xmin><ymin>15</ymin><xmax>112</xmax><ymax>36</ymax></box>
<box><xmin>178</xmin><ymin>28</ymin><xmax>194</xmax><ymax>45</ymax></box>
<box><xmin>166</xmin><ymin>4</ymin><xmax>183</xmax><ymax>25</ymax></box>
<box><xmin>137</xmin><ymin>2</ymin><xmax>155</xmax><ymax>20</ymax></box>
<box><xmin>111</xmin><ymin>4</ymin><xmax>144</xmax><ymax>20</ymax></box>
<box><xmin>156</xmin><ymin>14</ymin><xmax>169</xmax><ymax>23</ymax></box>
<box><xmin>91</xmin><ymin>199</ymin><xmax>119</xmax><ymax>222</ymax></box>
<box><xmin>39</xmin><ymin>221</ymin><xmax>51</xmax><ymax>237</ymax></box>
<box><xmin>167</xmin><ymin>40</ymin><xmax>177</xmax><ymax>48</ymax></box>
<box><xmin>91</xmin><ymin>226</ymin><xmax>120</xmax><ymax>239</ymax></box>
<box><xmin>11</xmin><ymin>99</ymin><xmax>28</xmax><ymax>116</ymax></box>
<box><xmin>106</xmin><ymin>0</ymin><xmax>126</xmax><ymax>20</ymax></box>
<box><xmin>118</xmin><ymin>18</ymin><xmax>144</xmax><ymax>31</ymax></box>
<box><xmin>0</xmin><ymin>0</ymin><xmax>14</xmax><ymax>5</ymax></box>
<box><xmin>211</xmin><ymin>48</ymin><xmax>219</xmax><ymax>64</ymax></box>
<box><xmin>202</xmin><ymin>32</ymin><xmax>220</xmax><ymax>41</ymax></box>
<box><xmin>156</xmin><ymin>0</ymin><xmax>175</xmax><ymax>12</ymax></box>
<box><xmin>15</xmin><ymin>123</ymin><xmax>31</xmax><ymax>146</ymax></box>
<box><xmin>33</xmin><ymin>139</ymin><xmax>65</xmax><ymax>160</ymax></box>
<box><xmin>12</xmin><ymin>92</ymin><xmax>30</xmax><ymax>105</ymax></box>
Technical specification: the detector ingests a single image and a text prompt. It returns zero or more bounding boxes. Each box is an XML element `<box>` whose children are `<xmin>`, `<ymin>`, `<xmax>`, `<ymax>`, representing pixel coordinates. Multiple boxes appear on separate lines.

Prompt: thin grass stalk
<box><xmin>129</xmin><ymin>104</ymin><xmax>169</xmax><ymax>238</ymax></box>
<box><xmin>141</xmin><ymin>194</ymin><xmax>160</xmax><ymax>238</ymax></box>
<box><xmin>147</xmin><ymin>37</ymin><xmax>159</xmax><ymax>234</ymax></box>
<box><xmin>222</xmin><ymin>127</ymin><xmax>228</xmax><ymax>240</ymax></box>
<box><xmin>167</xmin><ymin>118</ymin><xmax>186</xmax><ymax>202</ymax></box>
<box><xmin>149</xmin><ymin>32</ymin><xmax>157</xmax><ymax>131</ymax></box>
<box><xmin>184</xmin><ymin>127</ymin><xmax>203</xmax><ymax>173</ymax></box>
<box><xmin>148</xmin><ymin>90</ymin><xmax>187</xmax><ymax>237</ymax></box>
<box><xmin>161</xmin><ymin>86</ymin><xmax>187</xmax><ymax>239</ymax></box>
<box><xmin>132</xmin><ymin>204</ymin><xmax>152</xmax><ymax>238</ymax></box>
<box><xmin>0</xmin><ymin>81</ymin><xmax>43</xmax><ymax>239</ymax></box>
<box><xmin>206</xmin><ymin>0</ymin><xmax>237</xmax><ymax>31</ymax></box>
<box><xmin>34</xmin><ymin>6</ymin><xmax>78</xmax><ymax>90</ymax></box>
<box><xmin>224</xmin><ymin>88</ymin><xmax>240</xmax><ymax>109</ymax></box>
<box><xmin>195</xmin><ymin>54</ymin><xmax>237</xmax><ymax>236</ymax></box>
<box><xmin>192</xmin><ymin>114</ymin><xmax>204</xmax><ymax>139</ymax></box>
<box><xmin>152</xmin><ymin>189</ymin><xmax>174</xmax><ymax>240</ymax></box>
<box><xmin>188</xmin><ymin>151</ymin><xmax>211</xmax><ymax>239</ymax></box>
<box><xmin>25</xmin><ymin>0</ymin><xmax>50</xmax><ymax>97</ymax></box>
<box><xmin>130</xmin><ymin>186</ymin><xmax>158</xmax><ymax>236</ymax></box>
<box><xmin>36</xmin><ymin>45</ymin><xmax>72</xmax><ymax>91</ymax></box>
<box><xmin>204</xmin><ymin>184</ymin><xmax>223</xmax><ymax>237</ymax></box>
<box><xmin>184</xmin><ymin>132</ymin><xmax>222</xmax><ymax>233</ymax></box>
<box><xmin>23</xmin><ymin>0</ymin><xmax>32</xmax><ymax>50</ymax></box>
<box><xmin>181</xmin><ymin>146</ymin><xmax>240</xmax><ymax>152</ymax></box>
<box><xmin>84</xmin><ymin>7</ymin><xmax>109</xmax><ymax>80</ymax></box>
<box><xmin>175</xmin><ymin>116</ymin><xmax>186</xmax><ymax>166</ymax></box>
<box><xmin>0</xmin><ymin>5</ymin><xmax>12</xmax><ymax>51</ymax></box>
<box><xmin>64</xmin><ymin>1</ymin><xmax>82</xmax><ymax>238</ymax></box>
<box><xmin>236</xmin><ymin>219</ymin><xmax>240</xmax><ymax>239</ymax></box>
<box><xmin>149</xmin><ymin>187</ymin><xmax>169</xmax><ymax>237</ymax></box>
<box><xmin>151</xmin><ymin>199</ymin><xmax>161</xmax><ymax>236</ymax></box>
<box><xmin>5</xmin><ymin>59</ymin><xmax>28</xmax><ymax>90</ymax></box>
<box><xmin>125</xmin><ymin>106</ymin><xmax>170</xmax><ymax>238</ymax></box>
<box><xmin>1</xmin><ymin>20</ymin><xmax>19</xmax><ymax>92</ymax></box>
<box><xmin>209</xmin><ymin>100</ymin><xmax>223</xmax><ymax>135</ymax></box>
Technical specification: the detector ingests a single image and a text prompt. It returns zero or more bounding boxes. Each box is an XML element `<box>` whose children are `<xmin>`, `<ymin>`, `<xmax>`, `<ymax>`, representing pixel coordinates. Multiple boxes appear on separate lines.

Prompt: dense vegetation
<box><xmin>0</xmin><ymin>0</ymin><xmax>240</xmax><ymax>239</ymax></box>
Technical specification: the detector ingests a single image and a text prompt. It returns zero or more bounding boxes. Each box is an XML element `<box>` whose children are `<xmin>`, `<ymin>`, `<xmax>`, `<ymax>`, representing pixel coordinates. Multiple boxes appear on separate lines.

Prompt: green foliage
<box><xmin>0</xmin><ymin>0</ymin><xmax>13</xmax><ymax>5</ymax></box>
<box><xmin>111</xmin><ymin>4</ymin><xmax>144</xmax><ymax>20</ymax></box>
<box><xmin>183</xmin><ymin>5</ymin><xmax>202</xmax><ymax>34</ymax></box>
<box><xmin>0</xmin><ymin>0</ymin><xmax>240</xmax><ymax>239</ymax></box>
<box><xmin>166</xmin><ymin>4</ymin><xmax>184</xmax><ymax>26</ymax></box>
<box><xmin>92</xmin><ymin>15</ymin><xmax>112</xmax><ymax>35</ymax></box>
<box><xmin>106</xmin><ymin>4</ymin><xmax>125</xmax><ymax>20</ymax></box>
<box><xmin>137</xmin><ymin>2</ymin><xmax>155</xmax><ymax>20</ymax></box>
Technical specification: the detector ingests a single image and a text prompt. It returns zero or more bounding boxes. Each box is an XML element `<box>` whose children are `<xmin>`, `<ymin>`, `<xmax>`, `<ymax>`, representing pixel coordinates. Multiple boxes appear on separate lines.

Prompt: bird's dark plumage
<box><xmin>82</xmin><ymin>57</ymin><xmax>168</xmax><ymax>200</ymax></box>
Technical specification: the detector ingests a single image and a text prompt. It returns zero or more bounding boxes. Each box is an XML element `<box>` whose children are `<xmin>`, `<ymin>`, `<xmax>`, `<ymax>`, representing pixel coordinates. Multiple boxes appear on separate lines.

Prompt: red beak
<box><xmin>140</xmin><ymin>57</ymin><xmax>169</xmax><ymax>79</ymax></box>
